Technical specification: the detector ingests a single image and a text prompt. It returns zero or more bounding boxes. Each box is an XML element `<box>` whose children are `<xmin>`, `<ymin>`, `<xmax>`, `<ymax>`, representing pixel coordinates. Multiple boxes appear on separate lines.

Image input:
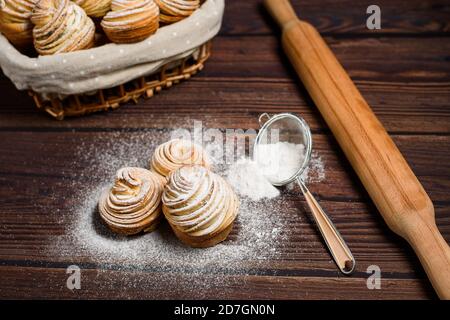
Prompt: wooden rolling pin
<box><xmin>264</xmin><ymin>0</ymin><xmax>450</xmax><ymax>299</ymax></box>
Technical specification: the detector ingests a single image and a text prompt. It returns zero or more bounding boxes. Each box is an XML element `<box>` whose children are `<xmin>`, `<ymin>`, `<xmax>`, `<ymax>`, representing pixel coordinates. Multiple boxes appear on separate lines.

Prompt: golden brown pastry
<box><xmin>155</xmin><ymin>0</ymin><xmax>199</xmax><ymax>24</ymax></box>
<box><xmin>150</xmin><ymin>139</ymin><xmax>211</xmax><ymax>178</ymax></box>
<box><xmin>73</xmin><ymin>0</ymin><xmax>111</xmax><ymax>18</ymax></box>
<box><xmin>0</xmin><ymin>0</ymin><xmax>37</xmax><ymax>48</ymax></box>
<box><xmin>101</xmin><ymin>0</ymin><xmax>159</xmax><ymax>44</ymax></box>
<box><xmin>162</xmin><ymin>165</ymin><xmax>239</xmax><ymax>248</ymax></box>
<box><xmin>31</xmin><ymin>0</ymin><xmax>95</xmax><ymax>55</ymax></box>
<box><xmin>99</xmin><ymin>167</ymin><xmax>165</xmax><ymax>235</ymax></box>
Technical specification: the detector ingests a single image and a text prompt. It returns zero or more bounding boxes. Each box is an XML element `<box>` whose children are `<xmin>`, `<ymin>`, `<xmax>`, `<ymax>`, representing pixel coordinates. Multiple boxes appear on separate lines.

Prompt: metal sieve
<box><xmin>254</xmin><ymin>113</ymin><xmax>356</xmax><ymax>275</ymax></box>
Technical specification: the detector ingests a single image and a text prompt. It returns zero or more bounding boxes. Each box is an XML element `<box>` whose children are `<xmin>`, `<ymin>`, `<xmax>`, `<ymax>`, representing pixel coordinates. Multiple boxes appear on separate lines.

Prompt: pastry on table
<box><xmin>99</xmin><ymin>167</ymin><xmax>165</xmax><ymax>235</ymax></box>
<box><xmin>0</xmin><ymin>0</ymin><xmax>37</xmax><ymax>48</ymax></box>
<box><xmin>73</xmin><ymin>0</ymin><xmax>111</xmax><ymax>18</ymax></box>
<box><xmin>162</xmin><ymin>165</ymin><xmax>239</xmax><ymax>248</ymax></box>
<box><xmin>101</xmin><ymin>0</ymin><xmax>159</xmax><ymax>44</ymax></box>
<box><xmin>150</xmin><ymin>138</ymin><xmax>211</xmax><ymax>178</ymax></box>
<box><xmin>155</xmin><ymin>0</ymin><xmax>199</xmax><ymax>24</ymax></box>
<box><xmin>31</xmin><ymin>0</ymin><xmax>95</xmax><ymax>55</ymax></box>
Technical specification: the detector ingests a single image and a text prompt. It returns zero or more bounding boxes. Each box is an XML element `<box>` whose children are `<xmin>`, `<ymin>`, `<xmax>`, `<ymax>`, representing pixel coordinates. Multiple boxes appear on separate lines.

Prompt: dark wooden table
<box><xmin>0</xmin><ymin>0</ymin><xmax>449</xmax><ymax>299</ymax></box>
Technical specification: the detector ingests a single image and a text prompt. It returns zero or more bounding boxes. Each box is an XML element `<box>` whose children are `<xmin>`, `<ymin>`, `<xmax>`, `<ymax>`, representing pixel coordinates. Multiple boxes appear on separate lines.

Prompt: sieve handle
<box><xmin>297</xmin><ymin>178</ymin><xmax>355</xmax><ymax>275</ymax></box>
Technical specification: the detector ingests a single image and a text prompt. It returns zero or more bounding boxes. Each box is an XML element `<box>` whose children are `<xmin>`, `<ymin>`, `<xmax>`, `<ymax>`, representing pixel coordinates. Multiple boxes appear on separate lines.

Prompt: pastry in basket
<box><xmin>98</xmin><ymin>167</ymin><xmax>165</xmax><ymax>235</ymax></box>
<box><xmin>31</xmin><ymin>0</ymin><xmax>95</xmax><ymax>55</ymax></box>
<box><xmin>150</xmin><ymin>138</ymin><xmax>211</xmax><ymax>178</ymax></box>
<box><xmin>155</xmin><ymin>0</ymin><xmax>199</xmax><ymax>24</ymax></box>
<box><xmin>73</xmin><ymin>0</ymin><xmax>111</xmax><ymax>18</ymax></box>
<box><xmin>162</xmin><ymin>165</ymin><xmax>239</xmax><ymax>248</ymax></box>
<box><xmin>0</xmin><ymin>0</ymin><xmax>37</xmax><ymax>48</ymax></box>
<box><xmin>101</xmin><ymin>0</ymin><xmax>159</xmax><ymax>44</ymax></box>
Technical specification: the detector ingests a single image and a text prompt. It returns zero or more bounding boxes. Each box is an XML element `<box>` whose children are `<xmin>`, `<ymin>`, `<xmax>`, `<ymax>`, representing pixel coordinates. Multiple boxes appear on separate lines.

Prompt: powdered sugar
<box><xmin>227</xmin><ymin>142</ymin><xmax>326</xmax><ymax>201</ymax></box>
<box><xmin>227</xmin><ymin>158</ymin><xmax>280</xmax><ymax>201</ymax></box>
<box><xmin>47</xmin><ymin>125</ymin><xmax>326</xmax><ymax>297</ymax></box>
<box><xmin>256</xmin><ymin>142</ymin><xmax>306</xmax><ymax>183</ymax></box>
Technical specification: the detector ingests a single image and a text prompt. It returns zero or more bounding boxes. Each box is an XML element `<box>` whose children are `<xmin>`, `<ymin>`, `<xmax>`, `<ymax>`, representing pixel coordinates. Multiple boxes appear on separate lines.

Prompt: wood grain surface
<box><xmin>0</xmin><ymin>0</ymin><xmax>449</xmax><ymax>299</ymax></box>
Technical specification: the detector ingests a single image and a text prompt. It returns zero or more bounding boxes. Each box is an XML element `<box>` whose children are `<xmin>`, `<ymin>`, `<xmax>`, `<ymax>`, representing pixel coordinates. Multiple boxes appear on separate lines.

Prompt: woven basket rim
<box><xmin>31</xmin><ymin>42</ymin><xmax>212</xmax><ymax>120</ymax></box>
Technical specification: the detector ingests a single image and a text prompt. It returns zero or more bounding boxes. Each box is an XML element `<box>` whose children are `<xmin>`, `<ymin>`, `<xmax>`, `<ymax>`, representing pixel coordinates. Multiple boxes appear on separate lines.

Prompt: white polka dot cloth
<box><xmin>0</xmin><ymin>0</ymin><xmax>223</xmax><ymax>98</ymax></box>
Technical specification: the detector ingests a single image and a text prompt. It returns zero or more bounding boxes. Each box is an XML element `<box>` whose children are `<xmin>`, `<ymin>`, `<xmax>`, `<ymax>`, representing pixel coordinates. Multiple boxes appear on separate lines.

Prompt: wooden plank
<box><xmin>0</xmin><ymin>132</ymin><xmax>448</xmax><ymax>202</ymax></box>
<box><xmin>0</xmin><ymin>36</ymin><xmax>449</xmax><ymax>133</ymax></box>
<box><xmin>1</xmin><ymin>79</ymin><xmax>449</xmax><ymax>133</ymax></box>
<box><xmin>0</xmin><ymin>132</ymin><xmax>447</xmax><ymax>289</ymax></box>
<box><xmin>0</xmin><ymin>0</ymin><xmax>448</xmax><ymax>300</ymax></box>
<box><xmin>222</xmin><ymin>0</ymin><xmax>450</xmax><ymax>35</ymax></box>
<box><xmin>0</xmin><ymin>266</ymin><xmax>435</xmax><ymax>299</ymax></box>
<box><xmin>201</xmin><ymin>36</ymin><xmax>450</xmax><ymax>83</ymax></box>
<box><xmin>0</xmin><ymin>199</ymin><xmax>448</xmax><ymax>274</ymax></box>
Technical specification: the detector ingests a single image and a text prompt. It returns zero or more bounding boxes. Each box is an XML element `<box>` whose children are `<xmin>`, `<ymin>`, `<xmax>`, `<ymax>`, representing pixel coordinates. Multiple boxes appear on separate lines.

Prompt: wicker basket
<box><xmin>30</xmin><ymin>42</ymin><xmax>211</xmax><ymax>120</ymax></box>
<box><xmin>0</xmin><ymin>0</ymin><xmax>223</xmax><ymax>120</ymax></box>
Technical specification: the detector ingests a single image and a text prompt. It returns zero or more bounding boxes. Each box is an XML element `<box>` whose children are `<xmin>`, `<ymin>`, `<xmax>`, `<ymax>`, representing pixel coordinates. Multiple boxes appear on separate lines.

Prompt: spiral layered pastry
<box><xmin>31</xmin><ymin>0</ymin><xmax>95</xmax><ymax>55</ymax></box>
<box><xmin>73</xmin><ymin>0</ymin><xmax>111</xmax><ymax>18</ymax></box>
<box><xmin>0</xmin><ymin>0</ymin><xmax>37</xmax><ymax>48</ymax></box>
<box><xmin>150</xmin><ymin>139</ymin><xmax>211</xmax><ymax>179</ymax></box>
<box><xmin>101</xmin><ymin>0</ymin><xmax>159</xmax><ymax>44</ymax></box>
<box><xmin>155</xmin><ymin>0</ymin><xmax>199</xmax><ymax>24</ymax></box>
<box><xmin>162</xmin><ymin>165</ymin><xmax>239</xmax><ymax>248</ymax></box>
<box><xmin>99</xmin><ymin>167</ymin><xmax>165</xmax><ymax>235</ymax></box>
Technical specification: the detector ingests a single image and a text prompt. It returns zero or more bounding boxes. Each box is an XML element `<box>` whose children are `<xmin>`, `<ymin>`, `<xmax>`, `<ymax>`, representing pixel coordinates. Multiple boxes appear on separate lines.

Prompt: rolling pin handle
<box><xmin>264</xmin><ymin>0</ymin><xmax>299</xmax><ymax>29</ymax></box>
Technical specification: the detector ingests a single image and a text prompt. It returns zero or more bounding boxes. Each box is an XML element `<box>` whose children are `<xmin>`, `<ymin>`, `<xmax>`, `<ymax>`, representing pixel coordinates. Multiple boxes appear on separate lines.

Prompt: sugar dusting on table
<box><xmin>50</xmin><ymin>126</ymin><xmax>326</xmax><ymax>297</ymax></box>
